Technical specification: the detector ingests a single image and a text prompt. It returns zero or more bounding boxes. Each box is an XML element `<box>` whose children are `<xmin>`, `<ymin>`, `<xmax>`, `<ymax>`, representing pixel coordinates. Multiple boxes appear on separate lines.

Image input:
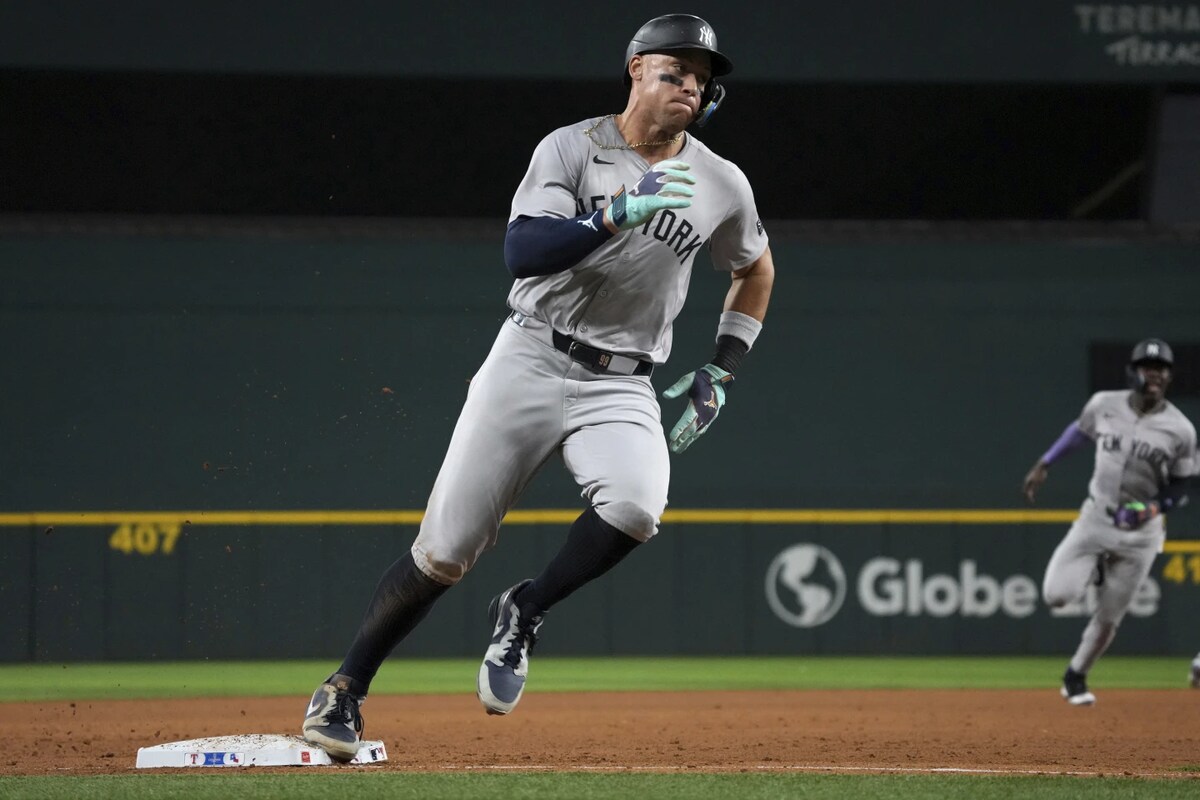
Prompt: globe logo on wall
<box><xmin>765</xmin><ymin>544</ymin><xmax>847</xmax><ymax>628</ymax></box>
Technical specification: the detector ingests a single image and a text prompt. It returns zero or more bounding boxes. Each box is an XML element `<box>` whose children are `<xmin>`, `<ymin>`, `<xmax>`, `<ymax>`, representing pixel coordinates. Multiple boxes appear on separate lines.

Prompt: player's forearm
<box><xmin>504</xmin><ymin>213</ymin><xmax>614</xmax><ymax>278</ymax></box>
<box><xmin>711</xmin><ymin>251</ymin><xmax>773</xmax><ymax>373</ymax></box>
<box><xmin>1040</xmin><ymin>421</ymin><xmax>1091</xmax><ymax>466</ymax></box>
<box><xmin>723</xmin><ymin>248</ymin><xmax>774</xmax><ymax>321</ymax></box>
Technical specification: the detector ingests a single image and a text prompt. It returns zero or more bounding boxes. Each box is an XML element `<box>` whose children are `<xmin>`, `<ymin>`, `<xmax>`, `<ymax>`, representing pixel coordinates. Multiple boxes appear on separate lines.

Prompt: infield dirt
<box><xmin>5</xmin><ymin>689</ymin><xmax>1199</xmax><ymax>777</ymax></box>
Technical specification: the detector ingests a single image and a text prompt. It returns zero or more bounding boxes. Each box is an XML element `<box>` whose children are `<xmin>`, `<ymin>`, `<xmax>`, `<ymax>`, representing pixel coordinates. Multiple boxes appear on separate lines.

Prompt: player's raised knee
<box><xmin>595</xmin><ymin>500</ymin><xmax>660</xmax><ymax>542</ymax></box>
<box><xmin>1041</xmin><ymin>585</ymin><xmax>1076</xmax><ymax>609</ymax></box>
<box><xmin>411</xmin><ymin>544</ymin><xmax>470</xmax><ymax>586</ymax></box>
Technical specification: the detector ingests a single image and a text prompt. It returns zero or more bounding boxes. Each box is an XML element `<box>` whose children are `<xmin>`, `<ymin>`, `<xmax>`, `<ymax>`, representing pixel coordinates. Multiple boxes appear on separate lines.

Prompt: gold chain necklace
<box><xmin>583</xmin><ymin>114</ymin><xmax>681</xmax><ymax>151</ymax></box>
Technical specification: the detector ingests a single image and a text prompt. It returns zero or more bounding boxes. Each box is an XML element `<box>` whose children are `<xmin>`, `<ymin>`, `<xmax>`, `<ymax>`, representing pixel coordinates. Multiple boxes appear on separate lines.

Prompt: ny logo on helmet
<box><xmin>1147</xmin><ymin>343</ymin><xmax>1160</xmax><ymax>357</ymax></box>
<box><xmin>699</xmin><ymin>26</ymin><xmax>713</xmax><ymax>47</ymax></box>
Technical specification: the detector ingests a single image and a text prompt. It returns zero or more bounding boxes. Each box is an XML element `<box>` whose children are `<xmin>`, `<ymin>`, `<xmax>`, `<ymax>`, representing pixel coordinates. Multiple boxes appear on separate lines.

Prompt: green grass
<box><xmin>0</xmin><ymin>655</ymin><xmax>1191</xmax><ymax>702</ymax></box>
<box><xmin>4</xmin><ymin>657</ymin><xmax>1196</xmax><ymax>799</ymax></box>
<box><xmin>0</xmin><ymin>772</ymin><xmax>1197</xmax><ymax>800</ymax></box>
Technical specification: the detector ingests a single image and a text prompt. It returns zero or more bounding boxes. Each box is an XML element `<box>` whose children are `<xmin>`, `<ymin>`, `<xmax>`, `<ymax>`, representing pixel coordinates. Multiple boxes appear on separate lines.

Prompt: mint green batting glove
<box><xmin>604</xmin><ymin>160</ymin><xmax>695</xmax><ymax>231</ymax></box>
<box><xmin>662</xmin><ymin>364</ymin><xmax>733</xmax><ymax>454</ymax></box>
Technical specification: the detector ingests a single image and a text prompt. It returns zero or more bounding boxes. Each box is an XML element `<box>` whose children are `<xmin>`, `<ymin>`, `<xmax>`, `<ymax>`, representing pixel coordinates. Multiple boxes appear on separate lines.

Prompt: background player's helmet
<box><xmin>1126</xmin><ymin>337</ymin><xmax>1174</xmax><ymax>391</ymax></box>
<box><xmin>1130</xmin><ymin>338</ymin><xmax>1174</xmax><ymax>367</ymax></box>
<box><xmin>623</xmin><ymin>14</ymin><xmax>732</xmax><ymax>127</ymax></box>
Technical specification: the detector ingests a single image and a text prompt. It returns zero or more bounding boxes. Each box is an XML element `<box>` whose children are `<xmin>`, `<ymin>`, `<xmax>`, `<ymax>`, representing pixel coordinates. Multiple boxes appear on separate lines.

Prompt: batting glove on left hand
<box><xmin>662</xmin><ymin>364</ymin><xmax>733</xmax><ymax>454</ymax></box>
<box><xmin>1110</xmin><ymin>500</ymin><xmax>1160</xmax><ymax>530</ymax></box>
<box><xmin>604</xmin><ymin>161</ymin><xmax>695</xmax><ymax>231</ymax></box>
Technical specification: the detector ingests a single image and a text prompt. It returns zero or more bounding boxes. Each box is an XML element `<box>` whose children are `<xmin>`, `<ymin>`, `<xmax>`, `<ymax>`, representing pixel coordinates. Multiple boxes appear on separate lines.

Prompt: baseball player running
<box><xmin>301</xmin><ymin>13</ymin><xmax>774</xmax><ymax>761</ymax></box>
<box><xmin>1023</xmin><ymin>338</ymin><xmax>1196</xmax><ymax>706</ymax></box>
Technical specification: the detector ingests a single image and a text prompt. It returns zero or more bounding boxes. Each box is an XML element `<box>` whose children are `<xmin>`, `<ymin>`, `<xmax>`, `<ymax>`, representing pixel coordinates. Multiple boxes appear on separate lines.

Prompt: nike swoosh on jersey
<box><xmin>592</xmin><ymin>155</ymin><xmax>614</xmax><ymax>165</ymax></box>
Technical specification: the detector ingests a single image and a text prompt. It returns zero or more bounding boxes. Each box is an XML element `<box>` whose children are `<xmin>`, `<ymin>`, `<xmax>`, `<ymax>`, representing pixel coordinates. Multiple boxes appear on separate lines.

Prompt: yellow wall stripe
<box><xmin>0</xmin><ymin>508</ymin><xmax>1081</xmax><ymax>527</ymax></box>
<box><xmin>1</xmin><ymin>509</ymin><xmax>1194</xmax><ymax>549</ymax></box>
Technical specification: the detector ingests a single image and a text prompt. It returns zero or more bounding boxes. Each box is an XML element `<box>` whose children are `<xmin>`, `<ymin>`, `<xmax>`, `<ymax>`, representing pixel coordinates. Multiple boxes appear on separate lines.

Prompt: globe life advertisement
<box><xmin>764</xmin><ymin>543</ymin><xmax>1160</xmax><ymax>629</ymax></box>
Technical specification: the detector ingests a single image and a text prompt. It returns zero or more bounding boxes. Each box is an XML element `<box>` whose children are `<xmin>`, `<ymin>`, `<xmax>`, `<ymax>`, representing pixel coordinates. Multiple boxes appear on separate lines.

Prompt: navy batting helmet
<box><xmin>1126</xmin><ymin>337</ymin><xmax>1174</xmax><ymax>391</ymax></box>
<box><xmin>623</xmin><ymin>14</ymin><xmax>732</xmax><ymax>127</ymax></box>
<box><xmin>1130</xmin><ymin>338</ymin><xmax>1174</xmax><ymax>367</ymax></box>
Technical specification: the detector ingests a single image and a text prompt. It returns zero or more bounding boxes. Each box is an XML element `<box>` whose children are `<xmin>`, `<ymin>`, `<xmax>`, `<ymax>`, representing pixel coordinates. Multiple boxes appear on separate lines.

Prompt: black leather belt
<box><xmin>550</xmin><ymin>329</ymin><xmax>654</xmax><ymax>377</ymax></box>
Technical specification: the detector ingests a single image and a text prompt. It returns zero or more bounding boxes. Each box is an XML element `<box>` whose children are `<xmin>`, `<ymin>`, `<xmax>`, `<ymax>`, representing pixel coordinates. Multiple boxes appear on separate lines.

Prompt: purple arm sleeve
<box><xmin>1041</xmin><ymin>421</ymin><xmax>1091</xmax><ymax>465</ymax></box>
<box><xmin>504</xmin><ymin>212</ymin><xmax>614</xmax><ymax>278</ymax></box>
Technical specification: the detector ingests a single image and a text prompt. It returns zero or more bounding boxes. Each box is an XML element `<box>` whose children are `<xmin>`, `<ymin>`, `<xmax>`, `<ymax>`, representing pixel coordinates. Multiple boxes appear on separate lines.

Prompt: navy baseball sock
<box><xmin>337</xmin><ymin>551</ymin><xmax>449</xmax><ymax>692</ymax></box>
<box><xmin>515</xmin><ymin>506</ymin><xmax>640</xmax><ymax>616</ymax></box>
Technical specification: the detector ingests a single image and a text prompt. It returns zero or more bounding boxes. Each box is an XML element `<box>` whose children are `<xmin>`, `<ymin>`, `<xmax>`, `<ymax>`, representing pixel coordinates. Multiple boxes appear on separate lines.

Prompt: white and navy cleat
<box><xmin>1060</xmin><ymin>667</ymin><xmax>1096</xmax><ymax>706</ymax></box>
<box><xmin>477</xmin><ymin>579</ymin><xmax>543</xmax><ymax>715</ymax></box>
<box><xmin>301</xmin><ymin>676</ymin><xmax>364</xmax><ymax>762</ymax></box>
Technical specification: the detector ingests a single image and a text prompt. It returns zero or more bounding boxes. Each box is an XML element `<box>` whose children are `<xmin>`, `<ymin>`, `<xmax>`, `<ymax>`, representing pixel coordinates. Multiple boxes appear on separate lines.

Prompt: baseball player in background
<box><xmin>1023</xmin><ymin>338</ymin><xmax>1196</xmax><ymax>706</ymax></box>
<box><xmin>301</xmin><ymin>13</ymin><xmax>774</xmax><ymax>761</ymax></box>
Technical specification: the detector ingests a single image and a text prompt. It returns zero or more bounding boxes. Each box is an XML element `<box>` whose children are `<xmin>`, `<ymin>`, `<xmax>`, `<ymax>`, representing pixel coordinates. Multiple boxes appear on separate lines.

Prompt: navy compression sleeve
<box><xmin>504</xmin><ymin>212</ymin><xmax>614</xmax><ymax>278</ymax></box>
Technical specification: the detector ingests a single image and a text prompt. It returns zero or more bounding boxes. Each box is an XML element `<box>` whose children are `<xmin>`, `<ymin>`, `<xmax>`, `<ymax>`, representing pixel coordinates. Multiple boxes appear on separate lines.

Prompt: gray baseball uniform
<box><xmin>411</xmin><ymin>115</ymin><xmax>767</xmax><ymax>584</ymax></box>
<box><xmin>1043</xmin><ymin>390</ymin><xmax>1198</xmax><ymax>673</ymax></box>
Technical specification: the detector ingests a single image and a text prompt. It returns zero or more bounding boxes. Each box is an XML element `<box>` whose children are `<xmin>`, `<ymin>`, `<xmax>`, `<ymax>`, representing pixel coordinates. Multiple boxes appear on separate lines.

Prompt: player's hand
<box><xmin>662</xmin><ymin>364</ymin><xmax>733</xmax><ymax>454</ymax></box>
<box><xmin>1022</xmin><ymin>461</ymin><xmax>1048</xmax><ymax>504</ymax></box>
<box><xmin>604</xmin><ymin>161</ymin><xmax>695</xmax><ymax>232</ymax></box>
<box><xmin>1109</xmin><ymin>500</ymin><xmax>1160</xmax><ymax>530</ymax></box>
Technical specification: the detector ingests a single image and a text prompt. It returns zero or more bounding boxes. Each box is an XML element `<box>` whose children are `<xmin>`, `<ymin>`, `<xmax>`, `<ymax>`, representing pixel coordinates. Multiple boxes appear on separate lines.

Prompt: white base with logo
<box><xmin>135</xmin><ymin>734</ymin><xmax>387</xmax><ymax>768</ymax></box>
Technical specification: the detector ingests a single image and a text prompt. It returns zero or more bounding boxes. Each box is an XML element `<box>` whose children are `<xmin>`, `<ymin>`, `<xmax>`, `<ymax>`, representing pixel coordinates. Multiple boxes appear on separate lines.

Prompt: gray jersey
<box><xmin>1043</xmin><ymin>390</ymin><xmax>1196</xmax><ymax>681</ymax></box>
<box><xmin>1078</xmin><ymin>390</ymin><xmax>1198</xmax><ymax>508</ymax></box>
<box><xmin>506</xmin><ymin>115</ymin><xmax>767</xmax><ymax>363</ymax></box>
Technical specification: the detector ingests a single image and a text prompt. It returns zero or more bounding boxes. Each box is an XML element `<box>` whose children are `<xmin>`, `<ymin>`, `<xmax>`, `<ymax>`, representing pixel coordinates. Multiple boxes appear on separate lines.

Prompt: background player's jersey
<box><xmin>1077</xmin><ymin>390</ymin><xmax>1198</xmax><ymax>508</ymax></box>
<box><xmin>506</xmin><ymin>115</ymin><xmax>768</xmax><ymax>364</ymax></box>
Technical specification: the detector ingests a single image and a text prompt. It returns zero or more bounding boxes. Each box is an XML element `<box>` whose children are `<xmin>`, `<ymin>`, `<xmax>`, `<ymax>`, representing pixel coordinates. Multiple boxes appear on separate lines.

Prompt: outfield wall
<box><xmin>2</xmin><ymin>513</ymin><xmax>1199</xmax><ymax>661</ymax></box>
<box><xmin>1</xmin><ymin>227</ymin><xmax>1198</xmax><ymax>660</ymax></box>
